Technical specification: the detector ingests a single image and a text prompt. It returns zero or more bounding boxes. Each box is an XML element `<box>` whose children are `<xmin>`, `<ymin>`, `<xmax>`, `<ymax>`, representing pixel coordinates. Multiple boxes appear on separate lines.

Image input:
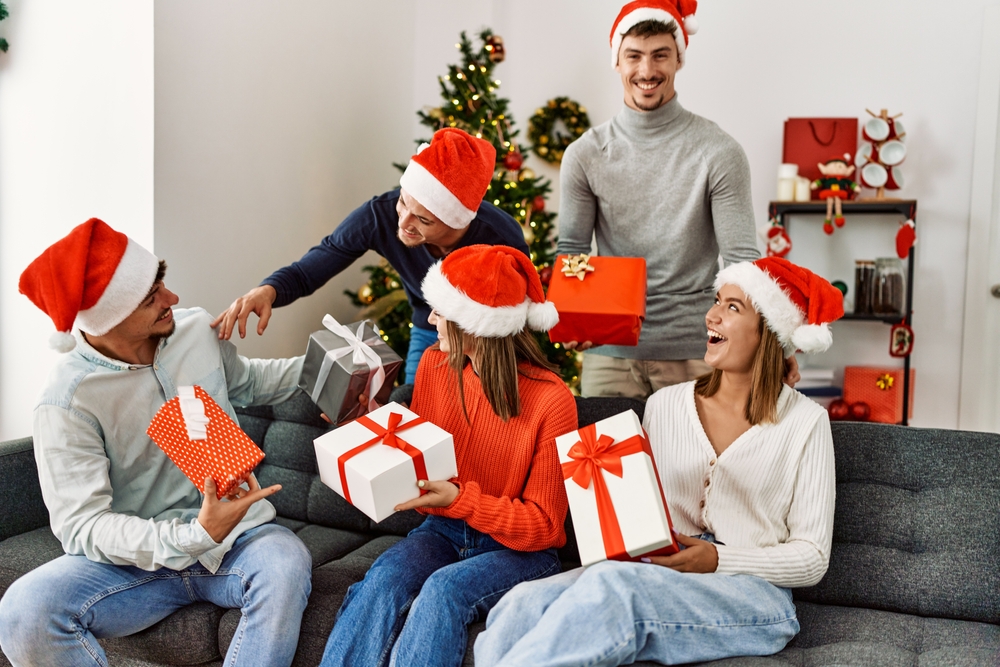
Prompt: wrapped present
<box><xmin>546</xmin><ymin>255</ymin><xmax>646</xmax><ymax>346</ymax></box>
<box><xmin>147</xmin><ymin>385</ymin><xmax>264</xmax><ymax>499</ymax></box>
<box><xmin>555</xmin><ymin>410</ymin><xmax>677</xmax><ymax>567</ymax></box>
<box><xmin>298</xmin><ymin>315</ymin><xmax>403</xmax><ymax>426</ymax></box>
<box><xmin>313</xmin><ymin>402</ymin><xmax>457</xmax><ymax>523</ymax></box>
<box><xmin>843</xmin><ymin>366</ymin><xmax>916</xmax><ymax>424</ymax></box>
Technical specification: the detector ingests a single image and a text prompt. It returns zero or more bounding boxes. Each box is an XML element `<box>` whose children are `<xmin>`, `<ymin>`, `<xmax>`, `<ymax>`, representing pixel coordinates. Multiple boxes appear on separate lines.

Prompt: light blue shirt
<box><xmin>32</xmin><ymin>307</ymin><xmax>304</xmax><ymax>573</ymax></box>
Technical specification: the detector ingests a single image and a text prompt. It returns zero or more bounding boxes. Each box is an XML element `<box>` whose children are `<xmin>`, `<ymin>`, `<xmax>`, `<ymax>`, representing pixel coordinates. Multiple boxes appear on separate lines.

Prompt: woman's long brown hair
<box><xmin>444</xmin><ymin>322</ymin><xmax>558</xmax><ymax>423</ymax></box>
<box><xmin>694</xmin><ymin>316</ymin><xmax>786</xmax><ymax>425</ymax></box>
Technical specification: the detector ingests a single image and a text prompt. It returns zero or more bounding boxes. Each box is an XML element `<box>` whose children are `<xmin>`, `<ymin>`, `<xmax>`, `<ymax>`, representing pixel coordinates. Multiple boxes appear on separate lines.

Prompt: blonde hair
<box><xmin>694</xmin><ymin>316</ymin><xmax>786</xmax><ymax>425</ymax></box>
<box><xmin>443</xmin><ymin>322</ymin><xmax>558</xmax><ymax>422</ymax></box>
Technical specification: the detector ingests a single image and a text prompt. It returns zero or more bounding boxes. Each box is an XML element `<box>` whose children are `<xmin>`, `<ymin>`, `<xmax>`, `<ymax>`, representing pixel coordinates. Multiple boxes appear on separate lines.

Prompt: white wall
<box><xmin>154</xmin><ymin>1</ymin><xmax>417</xmax><ymax>361</ymax></box>
<box><xmin>1</xmin><ymin>0</ymin><xmax>991</xmax><ymax>437</ymax></box>
<box><xmin>409</xmin><ymin>0</ymin><xmax>992</xmax><ymax>428</ymax></box>
<box><xmin>0</xmin><ymin>1</ymin><xmax>153</xmax><ymax>441</ymax></box>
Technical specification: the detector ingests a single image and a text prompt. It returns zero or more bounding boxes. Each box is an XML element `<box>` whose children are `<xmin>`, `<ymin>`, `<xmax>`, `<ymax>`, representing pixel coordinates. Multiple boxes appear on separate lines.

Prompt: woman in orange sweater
<box><xmin>320</xmin><ymin>245</ymin><xmax>577</xmax><ymax>667</ymax></box>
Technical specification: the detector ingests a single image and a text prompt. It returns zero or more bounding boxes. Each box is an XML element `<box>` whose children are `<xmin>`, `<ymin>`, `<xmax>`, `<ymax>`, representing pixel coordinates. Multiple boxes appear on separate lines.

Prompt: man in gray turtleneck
<box><xmin>557</xmin><ymin>2</ymin><xmax>760</xmax><ymax>399</ymax></box>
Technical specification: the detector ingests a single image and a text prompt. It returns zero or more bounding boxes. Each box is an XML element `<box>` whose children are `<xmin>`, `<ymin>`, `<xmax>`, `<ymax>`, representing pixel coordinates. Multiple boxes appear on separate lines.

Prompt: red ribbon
<box><xmin>338</xmin><ymin>412</ymin><xmax>428</xmax><ymax>505</ymax></box>
<box><xmin>561</xmin><ymin>423</ymin><xmax>647</xmax><ymax>561</ymax></box>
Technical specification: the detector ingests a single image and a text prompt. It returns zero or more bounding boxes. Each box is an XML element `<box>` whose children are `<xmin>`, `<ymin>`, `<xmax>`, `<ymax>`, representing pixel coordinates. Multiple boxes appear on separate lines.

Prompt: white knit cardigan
<box><xmin>643</xmin><ymin>381</ymin><xmax>836</xmax><ymax>588</ymax></box>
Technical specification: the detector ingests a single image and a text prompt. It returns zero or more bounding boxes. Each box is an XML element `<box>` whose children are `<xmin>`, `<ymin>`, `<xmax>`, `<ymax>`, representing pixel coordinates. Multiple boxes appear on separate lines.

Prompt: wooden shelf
<box><xmin>769</xmin><ymin>200</ymin><xmax>917</xmax><ymax>219</ymax></box>
<box><xmin>839</xmin><ymin>312</ymin><xmax>905</xmax><ymax>325</ymax></box>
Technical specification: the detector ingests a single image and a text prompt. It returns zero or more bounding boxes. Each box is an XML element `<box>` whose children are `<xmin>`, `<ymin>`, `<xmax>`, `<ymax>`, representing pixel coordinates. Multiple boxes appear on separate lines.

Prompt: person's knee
<box><xmin>409</xmin><ymin>568</ymin><xmax>467</xmax><ymax>622</ymax></box>
<box><xmin>0</xmin><ymin>574</ymin><xmax>63</xmax><ymax>657</ymax></box>
<box><xmin>246</xmin><ymin>527</ymin><xmax>312</xmax><ymax>605</ymax></box>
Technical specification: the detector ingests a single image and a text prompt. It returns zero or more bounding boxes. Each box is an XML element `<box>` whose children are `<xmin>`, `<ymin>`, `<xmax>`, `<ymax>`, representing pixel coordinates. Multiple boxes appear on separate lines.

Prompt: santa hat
<box><xmin>715</xmin><ymin>257</ymin><xmax>844</xmax><ymax>355</ymax></box>
<box><xmin>610</xmin><ymin>0</ymin><xmax>699</xmax><ymax>69</ymax></box>
<box><xmin>19</xmin><ymin>218</ymin><xmax>160</xmax><ymax>352</ymax></box>
<box><xmin>421</xmin><ymin>245</ymin><xmax>558</xmax><ymax>338</ymax></box>
<box><xmin>399</xmin><ymin>128</ymin><xmax>496</xmax><ymax>230</ymax></box>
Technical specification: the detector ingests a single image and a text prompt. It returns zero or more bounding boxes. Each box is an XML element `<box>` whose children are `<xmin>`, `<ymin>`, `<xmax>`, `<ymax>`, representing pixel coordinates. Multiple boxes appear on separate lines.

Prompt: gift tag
<box><xmin>889</xmin><ymin>322</ymin><xmax>914</xmax><ymax>358</ymax></box>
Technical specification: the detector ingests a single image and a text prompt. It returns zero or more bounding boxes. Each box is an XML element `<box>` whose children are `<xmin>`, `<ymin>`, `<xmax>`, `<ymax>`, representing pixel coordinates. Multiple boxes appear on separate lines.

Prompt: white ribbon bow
<box><xmin>177</xmin><ymin>385</ymin><xmax>209</xmax><ymax>441</ymax></box>
<box><xmin>311</xmin><ymin>315</ymin><xmax>387</xmax><ymax>413</ymax></box>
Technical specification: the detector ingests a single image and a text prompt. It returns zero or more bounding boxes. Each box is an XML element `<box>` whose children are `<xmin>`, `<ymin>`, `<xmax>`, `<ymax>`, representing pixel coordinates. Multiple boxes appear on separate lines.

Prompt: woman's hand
<box><xmin>642</xmin><ymin>533</ymin><xmax>719</xmax><ymax>573</ymax></box>
<box><xmin>783</xmin><ymin>355</ymin><xmax>801</xmax><ymax>388</ymax></box>
<box><xmin>393</xmin><ymin>480</ymin><xmax>459</xmax><ymax>511</ymax></box>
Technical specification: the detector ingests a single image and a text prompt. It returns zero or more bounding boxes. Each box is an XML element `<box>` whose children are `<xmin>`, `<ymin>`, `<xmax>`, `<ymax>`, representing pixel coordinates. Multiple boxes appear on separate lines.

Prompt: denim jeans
<box><xmin>320</xmin><ymin>515</ymin><xmax>560</xmax><ymax>667</ymax></box>
<box><xmin>475</xmin><ymin>534</ymin><xmax>798</xmax><ymax>667</ymax></box>
<box><xmin>0</xmin><ymin>522</ymin><xmax>312</xmax><ymax>667</ymax></box>
<box><xmin>405</xmin><ymin>325</ymin><xmax>439</xmax><ymax>384</ymax></box>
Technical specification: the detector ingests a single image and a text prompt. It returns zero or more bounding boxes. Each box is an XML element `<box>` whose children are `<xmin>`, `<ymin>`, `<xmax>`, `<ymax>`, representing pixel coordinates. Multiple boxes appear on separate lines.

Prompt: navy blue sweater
<box><xmin>262</xmin><ymin>189</ymin><xmax>530</xmax><ymax>331</ymax></box>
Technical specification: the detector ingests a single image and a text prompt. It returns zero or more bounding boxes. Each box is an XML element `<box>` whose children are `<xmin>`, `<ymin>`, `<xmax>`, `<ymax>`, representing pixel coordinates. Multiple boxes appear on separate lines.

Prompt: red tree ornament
<box><xmin>538</xmin><ymin>265</ymin><xmax>553</xmax><ymax>288</ymax></box>
<box><xmin>532</xmin><ymin>195</ymin><xmax>546</xmax><ymax>212</ymax></box>
<box><xmin>828</xmin><ymin>399</ymin><xmax>850</xmax><ymax>421</ymax></box>
<box><xmin>849</xmin><ymin>402</ymin><xmax>871</xmax><ymax>421</ymax></box>
<box><xmin>503</xmin><ymin>151</ymin><xmax>523</xmax><ymax>171</ymax></box>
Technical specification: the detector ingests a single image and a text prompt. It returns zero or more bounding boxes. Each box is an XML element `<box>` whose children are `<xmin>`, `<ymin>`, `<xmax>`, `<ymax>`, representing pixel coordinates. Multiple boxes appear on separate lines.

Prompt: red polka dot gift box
<box><xmin>147</xmin><ymin>385</ymin><xmax>265</xmax><ymax>499</ymax></box>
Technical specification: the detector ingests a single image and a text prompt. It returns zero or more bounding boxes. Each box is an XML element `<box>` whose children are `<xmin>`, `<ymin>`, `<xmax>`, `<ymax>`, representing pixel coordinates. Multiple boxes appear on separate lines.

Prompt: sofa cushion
<box><xmin>0</xmin><ymin>527</ymin><xmax>64</xmax><ymax>593</ymax></box>
<box><xmin>795</xmin><ymin>423</ymin><xmax>1000</xmax><ymax>624</ymax></box>
<box><xmin>98</xmin><ymin>603</ymin><xmax>225</xmax><ymax>666</ymax></box>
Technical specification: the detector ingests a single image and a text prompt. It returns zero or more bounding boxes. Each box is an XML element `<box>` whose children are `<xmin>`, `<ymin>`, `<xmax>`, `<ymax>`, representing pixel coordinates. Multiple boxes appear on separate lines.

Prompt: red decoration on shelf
<box><xmin>828</xmin><ymin>399</ymin><xmax>850</xmax><ymax>421</ymax></box>
<box><xmin>849</xmin><ymin>402</ymin><xmax>871</xmax><ymax>421</ymax></box>
<box><xmin>889</xmin><ymin>322</ymin><xmax>914</xmax><ymax>358</ymax></box>
<box><xmin>895</xmin><ymin>219</ymin><xmax>916</xmax><ymax>259</ymax></box>
<box><xmin>503</xmin><ymin>151</ymin><xmax>524</xmax><ymax>171</ymax></box>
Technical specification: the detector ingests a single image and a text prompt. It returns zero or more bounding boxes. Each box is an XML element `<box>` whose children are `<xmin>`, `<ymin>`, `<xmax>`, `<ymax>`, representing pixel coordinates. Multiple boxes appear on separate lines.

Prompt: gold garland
<box><xmin>528</xmin><ymin>97</ymin><xmax>591</xmax><ymax>165</ymax></box>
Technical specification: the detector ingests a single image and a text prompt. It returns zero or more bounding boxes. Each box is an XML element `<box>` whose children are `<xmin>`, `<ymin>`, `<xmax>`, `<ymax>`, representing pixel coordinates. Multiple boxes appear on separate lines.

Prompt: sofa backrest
<box><xmin>237</xmin><ymin>392</ymin><xmax>1000</xmax><ymax>625</ymax></box>
<box><xmin>795</xmin><ymin>422</ymin><xmax>1000</xmax><ymax>624</ymax></box>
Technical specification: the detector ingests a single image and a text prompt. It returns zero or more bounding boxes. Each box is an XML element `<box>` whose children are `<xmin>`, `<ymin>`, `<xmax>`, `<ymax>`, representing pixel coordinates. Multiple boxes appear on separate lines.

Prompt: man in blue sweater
<box><xmin>214</xmin><ymin>128</ymin><xmax>530</xmax><ymax>382</ymax></box>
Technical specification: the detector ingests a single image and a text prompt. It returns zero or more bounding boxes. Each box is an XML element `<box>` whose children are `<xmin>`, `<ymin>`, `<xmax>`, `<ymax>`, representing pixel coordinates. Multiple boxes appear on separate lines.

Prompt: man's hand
<box><xmin>197</xmin><ymin>475</ymin><xmax>281</xmax><ymax>543</ymax></box>
<box><xmin>563</xmin><ymin>340</ymin><xmax>594</xmax><ymax>352</ymax></box>
<box><xmin>393</xmin><ymin>480</ymin><xmax>459</xmax><ymax>511</ymax></box>
<box><xmin>211</xmin><ymin>285</ymin><xmax>277</xmax><ymax>340</ymax></box>
<box><xmin>784</xmin><ymin>354</ymin><xmax>801</xmax><ymax>388</ymax></box>
<box><xmin>643</xmin><ymin>533</ymin><xmax>718</xmax><ymax>573</ymax></box>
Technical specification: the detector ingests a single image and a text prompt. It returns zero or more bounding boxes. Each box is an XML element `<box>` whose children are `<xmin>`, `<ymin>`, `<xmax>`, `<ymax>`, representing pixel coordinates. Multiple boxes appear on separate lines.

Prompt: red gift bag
<box><xmin>782</xmin><ymin>118</ymin><xmax>858</xmax><ymax>183</ymax></box>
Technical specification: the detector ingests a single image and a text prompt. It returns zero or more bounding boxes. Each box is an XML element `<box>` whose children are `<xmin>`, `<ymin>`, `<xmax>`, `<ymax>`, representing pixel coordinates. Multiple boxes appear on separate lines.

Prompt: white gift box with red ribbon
<box><xmin>555</xmin><ymin>410</ymin><xmax>676</xmax><ymax>567</ymax></box>
<box><xmin>313</xmin><ymin>401</ymin><xmax>457</xmax><ymax>522</ymax></box>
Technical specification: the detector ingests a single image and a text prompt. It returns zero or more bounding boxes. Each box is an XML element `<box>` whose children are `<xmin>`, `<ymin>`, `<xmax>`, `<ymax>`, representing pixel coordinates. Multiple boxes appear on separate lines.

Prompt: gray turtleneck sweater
<box><xmin>557</xmin><ymin>95</ymin><xmax>759</xmax><ymax>361</ymax></box>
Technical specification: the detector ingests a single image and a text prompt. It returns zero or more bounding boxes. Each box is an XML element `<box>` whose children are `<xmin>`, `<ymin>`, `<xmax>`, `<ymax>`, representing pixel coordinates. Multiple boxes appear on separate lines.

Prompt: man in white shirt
<box><xmin>0</xmin><ymin>219</ymin><xmax>311</xmax><ymax>667</ymax></box>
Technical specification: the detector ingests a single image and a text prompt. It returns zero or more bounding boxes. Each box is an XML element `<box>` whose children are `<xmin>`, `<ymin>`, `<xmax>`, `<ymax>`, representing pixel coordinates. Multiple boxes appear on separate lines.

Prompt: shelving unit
<box><xmin>768</xmin><ymin>199</ymin><xmax>917</xmax><ymax>425</ymax></box>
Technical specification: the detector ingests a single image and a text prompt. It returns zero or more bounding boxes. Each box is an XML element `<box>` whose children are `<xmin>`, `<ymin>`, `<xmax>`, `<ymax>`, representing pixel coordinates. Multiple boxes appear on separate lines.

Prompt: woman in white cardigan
<box><xmin>475</xmin><ymin>257</ymin><xmax>846</xmax><ymax>667</ymax></box>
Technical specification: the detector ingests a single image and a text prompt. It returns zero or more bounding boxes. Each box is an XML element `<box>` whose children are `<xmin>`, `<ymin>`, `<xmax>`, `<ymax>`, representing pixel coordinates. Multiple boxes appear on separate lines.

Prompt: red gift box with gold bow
<box><xmin>555</xmin><ymin>409</ymin><xmax>677</xmax><ymax>567</ymax></box>
<box><xmin>546</xmin><ymin>255</ymin><xmax>647</xmax><ymax>347</ymax></box>
<box><xmin>313</xmin><ymin>402</ymin><xmax>457</xmax><ymax>522</ymax></box>
<box><xmin>146</xmin><ymin>385</ymin><xmax>265</xmax><ymax>499</ymax></box>
<box><xmin>843</xmin><ymin>366</ymin><xmax>916</xmax><ymax>424</ymax></box>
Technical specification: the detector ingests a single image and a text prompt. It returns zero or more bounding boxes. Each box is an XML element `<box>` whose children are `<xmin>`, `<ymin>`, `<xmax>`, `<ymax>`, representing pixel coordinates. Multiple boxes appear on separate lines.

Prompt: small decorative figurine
<box><xmin>812</xmin><ymin>154</ymin><xmax>859</xmax><ymax>235</ymax></box>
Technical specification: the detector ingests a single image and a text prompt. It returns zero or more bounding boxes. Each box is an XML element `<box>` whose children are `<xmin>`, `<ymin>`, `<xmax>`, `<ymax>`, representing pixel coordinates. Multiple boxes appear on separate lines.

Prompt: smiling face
<box><xmin>116</xmin><ymin>278</ymin><xmax>179</xmax><ymax>342</ymax></box>
<box><xmin>704</xmin><ymin>284</ymin><xmax>763</xmax><ymax>374</ymax></box>
<box><xmin>616</xmin><ymin>32</ymin><xmax>680</xmax><ymax>112</ymax></box>
<box><xmin>396</xmin><ymin>189</ymin><xmax>465</xmax><ymax>251</ymax></box>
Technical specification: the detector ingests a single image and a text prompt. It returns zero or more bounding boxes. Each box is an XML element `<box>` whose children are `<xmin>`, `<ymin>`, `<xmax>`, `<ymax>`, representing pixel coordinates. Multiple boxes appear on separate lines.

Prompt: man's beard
<box><xmin>150</xmin><ymin>322</ymin><xmax>176</xmax><ymax>342</ymax></box>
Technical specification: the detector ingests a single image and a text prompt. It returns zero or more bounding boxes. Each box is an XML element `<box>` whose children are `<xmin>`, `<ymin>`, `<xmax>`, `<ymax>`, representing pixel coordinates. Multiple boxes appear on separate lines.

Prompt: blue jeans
<box><xmin>405</xmin><ymin>325</ymin><xmax>439</xmax><ymax>384</ymax></box>
<box><xmin>475</xmin><ymin>535</ymin><xmax>799</xmax><ymax>667</ymax></box>
<box><xmin>320</xmin><ymin>515</ymin><xmax>560</xmax><ymax>667</ymax></box>
<box><xmin>0</xmin><ymin>523</ymin><xmax>312</xmax><ymax>667</ymax></box>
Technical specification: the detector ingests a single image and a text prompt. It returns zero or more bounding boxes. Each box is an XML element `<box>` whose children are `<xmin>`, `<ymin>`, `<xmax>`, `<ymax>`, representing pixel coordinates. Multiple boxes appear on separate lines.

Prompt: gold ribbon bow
<box><xmin>561</xmin><ymin>254</ymin><xmax>596</xmax><ymax>281</ymax></box>
<box><xmin>876</xmin><ymin>373</ymin><xmax>894</xmax><ymax>390</ymax></box>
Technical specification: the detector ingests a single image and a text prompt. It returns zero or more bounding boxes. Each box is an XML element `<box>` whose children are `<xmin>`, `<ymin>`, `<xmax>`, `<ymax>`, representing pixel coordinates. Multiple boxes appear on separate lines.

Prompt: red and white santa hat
<box><xmin>19</xmin><ymin>218</ymin><xmax>160</xmax><ymax>352</ymax></box>
<box><xmin>399</xmin><ymin>128</ymin><xmax>497</xmax><ymax>230</ymax></box>
<box><xmin>610</xmin><ymin>0</ymin><xmax>699</xmax><ymax>69</ymax></box>
<box><xmin>715</xmin><ymin>257</ymin><xmax>845</xmax><ymax>355</ymax></box>
<box><xmin>421</xmin><ymin>245</ymin><xmax>558</xmax><ymax>337</ymax></box>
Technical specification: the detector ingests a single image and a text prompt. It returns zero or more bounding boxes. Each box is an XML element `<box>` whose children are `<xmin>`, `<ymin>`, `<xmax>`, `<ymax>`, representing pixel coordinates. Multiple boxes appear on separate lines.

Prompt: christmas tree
<box><xmin>345</xmin><ymin>29</ymin><xmax>580</xmax><ymax>388</ymax></box>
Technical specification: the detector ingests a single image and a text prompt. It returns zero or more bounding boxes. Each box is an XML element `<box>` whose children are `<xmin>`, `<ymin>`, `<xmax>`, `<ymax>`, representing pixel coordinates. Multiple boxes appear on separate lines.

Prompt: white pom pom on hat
<box><xmin>49</xmin><ymin>331</ymin><xmax>77</xmax><ymax>354</ymax></box>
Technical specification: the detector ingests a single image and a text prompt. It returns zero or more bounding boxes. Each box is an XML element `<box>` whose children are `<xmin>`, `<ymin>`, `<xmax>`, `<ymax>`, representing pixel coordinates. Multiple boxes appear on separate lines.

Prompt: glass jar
<box><xmin>874</xmin><ymin>257</ymin><xmax>905</xmax><ymax>316</ymax></box>
<box><xmin>854</xmin><ymin>260</ymin><xmax>875</xmax><ymax>315</ymax></box>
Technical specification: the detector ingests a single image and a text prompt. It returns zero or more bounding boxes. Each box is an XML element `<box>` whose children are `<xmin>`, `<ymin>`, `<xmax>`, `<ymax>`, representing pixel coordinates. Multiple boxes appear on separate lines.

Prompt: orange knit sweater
<box><xmin>410</xmin><ymin>349</ymin><xmax>577</xmax><ymax>552</ymax></box>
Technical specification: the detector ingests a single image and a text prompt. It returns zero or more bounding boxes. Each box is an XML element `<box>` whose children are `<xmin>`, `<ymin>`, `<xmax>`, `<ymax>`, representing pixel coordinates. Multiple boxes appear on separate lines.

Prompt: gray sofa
<box><xmin>1</xmin><ymin>390</ymin><xmax>998</xmax><ymax>666</ymax></box>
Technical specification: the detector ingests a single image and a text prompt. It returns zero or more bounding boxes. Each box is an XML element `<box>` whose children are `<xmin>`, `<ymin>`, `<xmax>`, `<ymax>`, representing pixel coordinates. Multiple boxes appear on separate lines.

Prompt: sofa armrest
<box><xmin>0</xmin><ymin>437</ymin><xmax>50</xmax><ymax>542</ymax></box>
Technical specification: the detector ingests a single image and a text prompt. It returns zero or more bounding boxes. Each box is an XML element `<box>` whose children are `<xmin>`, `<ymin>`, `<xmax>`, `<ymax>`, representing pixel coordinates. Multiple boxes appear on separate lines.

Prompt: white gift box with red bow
<box><xmin>313</xmin><ymin>401</ymin><xmax>457</xmax><ymax>522</ymax></box>
<box><xmin>555</xmin><ymin>410</ymin><xmax>676</xmax><ymax>567</ymax></box>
